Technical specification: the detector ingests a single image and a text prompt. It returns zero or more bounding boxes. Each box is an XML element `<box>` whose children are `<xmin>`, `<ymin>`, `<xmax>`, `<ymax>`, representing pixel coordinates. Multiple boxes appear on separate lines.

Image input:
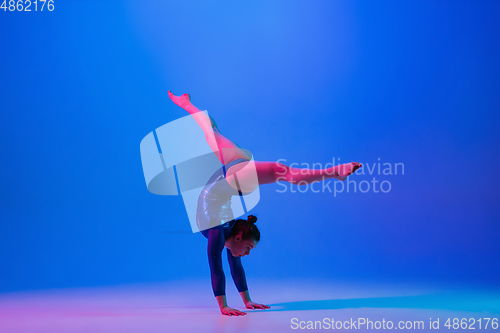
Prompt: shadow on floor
<box><xmin>261</xmin><ymin>293</ymin><xmax>500</xmax><ymax>313</ymax></box>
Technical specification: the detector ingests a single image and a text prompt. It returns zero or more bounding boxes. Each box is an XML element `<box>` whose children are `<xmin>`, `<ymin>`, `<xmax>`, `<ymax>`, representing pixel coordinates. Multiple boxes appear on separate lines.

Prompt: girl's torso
<box><xmin>197</xmin><ymin>158</ymin><xmax>250</xmax><ymax>238</ymax></box>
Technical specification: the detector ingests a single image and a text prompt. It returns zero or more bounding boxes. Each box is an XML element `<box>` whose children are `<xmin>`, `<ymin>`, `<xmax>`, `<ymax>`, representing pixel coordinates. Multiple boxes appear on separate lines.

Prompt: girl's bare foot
<box><xmin>168</xmin><ymin>90</ymin><xmax>191</xmax><ymax>108</ymax></box>
<box><xmin>332</xmin><ymin>162</ymin><xmax>362</xmax><ymax>181</ymax></box>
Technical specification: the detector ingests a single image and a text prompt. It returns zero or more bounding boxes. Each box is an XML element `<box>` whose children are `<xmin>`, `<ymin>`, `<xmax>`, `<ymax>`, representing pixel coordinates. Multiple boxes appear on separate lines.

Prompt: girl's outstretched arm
<box><xmin>226</xmin><ymin>248</ymin><xmax>270</xmax><ymax>310</ymax></box>
<box><xmin>207</xmin><ymin>227</ymin><xmax>247</xmax><ymax>316</ymax></box>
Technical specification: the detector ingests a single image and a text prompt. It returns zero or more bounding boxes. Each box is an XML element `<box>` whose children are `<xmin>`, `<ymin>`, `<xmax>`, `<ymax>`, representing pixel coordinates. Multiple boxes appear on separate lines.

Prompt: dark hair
<box><xmin>228</xmin><ymin>215</ymin><xmax>260</xmax><ymax>242</ymax></box>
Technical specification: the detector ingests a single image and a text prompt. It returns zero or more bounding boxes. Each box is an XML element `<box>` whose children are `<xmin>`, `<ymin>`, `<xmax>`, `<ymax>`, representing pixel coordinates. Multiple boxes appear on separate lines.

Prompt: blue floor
<box><xmin>1</xmin><ymin>279</ymin><xmax>498</xmax><ymax>333</ymax></box>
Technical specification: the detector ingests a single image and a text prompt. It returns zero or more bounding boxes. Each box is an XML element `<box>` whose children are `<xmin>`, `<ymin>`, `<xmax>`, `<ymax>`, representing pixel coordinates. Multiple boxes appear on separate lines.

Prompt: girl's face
<box><xmin>226</xmin><ymin>234</ymin><xmax>258</xmax><ymax>257</ymax></box>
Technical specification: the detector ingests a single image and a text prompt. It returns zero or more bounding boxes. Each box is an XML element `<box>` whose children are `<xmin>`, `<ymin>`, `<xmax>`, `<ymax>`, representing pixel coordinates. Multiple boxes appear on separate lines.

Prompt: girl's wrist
<box><xmin>216</xmin><ymin>295</ymin><xmax>228</xmax><ymax>309</ymax></box>
<box><xmin>239</xmin><ymin>290</ymin><xmax>252</xmax><ymax>304</ymax></box>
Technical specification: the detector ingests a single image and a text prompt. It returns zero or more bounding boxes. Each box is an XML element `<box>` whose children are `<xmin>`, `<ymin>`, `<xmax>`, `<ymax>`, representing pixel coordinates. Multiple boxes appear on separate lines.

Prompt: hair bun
<box><xmin>247</xmin><ymin>215</ymin><xmax>257</xmax><ymax>224</ymax></box>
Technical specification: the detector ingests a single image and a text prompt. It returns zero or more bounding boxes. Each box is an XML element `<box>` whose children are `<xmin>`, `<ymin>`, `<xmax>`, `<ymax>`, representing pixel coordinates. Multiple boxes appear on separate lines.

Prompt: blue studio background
<box><xmin>1</xmin><ymin>0</ymin><xmax>499</xmax><ymax>293</ymax></box>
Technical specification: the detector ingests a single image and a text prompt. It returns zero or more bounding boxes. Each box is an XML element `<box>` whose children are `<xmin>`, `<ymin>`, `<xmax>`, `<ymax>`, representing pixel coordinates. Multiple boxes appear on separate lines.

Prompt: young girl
<box><xmin>168</xmin><ymin>91</ymin><xmax>361</xmax><ymax>316</ymax></box>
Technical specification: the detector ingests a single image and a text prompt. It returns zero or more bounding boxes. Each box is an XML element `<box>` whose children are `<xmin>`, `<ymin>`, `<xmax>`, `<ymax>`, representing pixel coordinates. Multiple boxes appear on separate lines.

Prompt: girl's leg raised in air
<box><xmin>167</xmin><ymin>91</ymin><xmax>361</xmax><ymax>190</ymax></box>
<box><xmin>223</xmin><ymin>159</ymin><xmax>362</xmax><ymax>193</ymax></box>
<box><xmin>254</xmin><ymin>160</ymin><xmax>362</xmax><ymax>185</ymax></box>
<box><xmin>222</xmin><ymin>159</ymin><xmax>362</xmax><ymax>193</ymax></box>
<box><xmin>168</xmin><ymin>91</ymin><xmax>251</xmax><ymax>165</ymax></box>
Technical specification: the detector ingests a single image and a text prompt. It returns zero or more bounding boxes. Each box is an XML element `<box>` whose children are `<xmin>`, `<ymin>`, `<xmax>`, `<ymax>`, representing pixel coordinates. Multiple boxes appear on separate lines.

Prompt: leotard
<box><xmin>196</xmin><ymin>158</ymin><xmax>250</xmax><ymax>297</ymax></box>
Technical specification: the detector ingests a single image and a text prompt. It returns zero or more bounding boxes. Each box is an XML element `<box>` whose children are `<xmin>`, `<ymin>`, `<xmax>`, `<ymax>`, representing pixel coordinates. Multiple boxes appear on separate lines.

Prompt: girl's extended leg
<box><xmin>223</xmin><ymin>160</ymin><xmax>362</xmax><ymax>193</ymax></box>
<box><xmin>168</xmin><ymin>91</ymin><xmax>250</xmax><ymax>165</ymax></box>
<box><xmin>254</xmin><ymin>161</ymin><xmax>362</xmax><ymax>185</ymax></box>
<box><xmin>168</xmin><ymin>91</ymin><xmax>361</xmax><ymax>191</ymax></box>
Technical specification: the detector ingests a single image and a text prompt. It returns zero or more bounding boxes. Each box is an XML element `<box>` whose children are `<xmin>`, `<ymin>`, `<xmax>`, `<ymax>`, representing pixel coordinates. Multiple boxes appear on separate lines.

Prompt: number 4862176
<box><xmin>1</xmin><ymin>0</ymin><xmax>55</xmax><ymax>11</ymax></box>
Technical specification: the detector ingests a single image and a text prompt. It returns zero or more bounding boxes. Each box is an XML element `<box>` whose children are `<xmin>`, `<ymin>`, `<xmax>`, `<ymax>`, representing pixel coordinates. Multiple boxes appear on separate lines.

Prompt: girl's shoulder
<box><xmin>201</xmin><ymin>219</ymin><xmax>236</xmax><ymax>239</ymax></box>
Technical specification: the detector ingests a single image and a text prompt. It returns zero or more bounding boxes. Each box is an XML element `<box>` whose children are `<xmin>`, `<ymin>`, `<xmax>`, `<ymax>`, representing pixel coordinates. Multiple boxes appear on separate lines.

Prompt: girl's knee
<box><xmin>272</xmin><ymin>162</ymin><xmax>289</xmax><ymax>181</ymax></box>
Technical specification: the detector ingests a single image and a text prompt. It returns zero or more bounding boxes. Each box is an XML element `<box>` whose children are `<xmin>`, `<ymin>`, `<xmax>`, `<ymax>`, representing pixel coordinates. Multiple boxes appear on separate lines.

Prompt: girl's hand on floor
<box><xmin>220</xmin><ymin>306</ymin><xmax>247</xmax><ymax>316</ymax></box>
<box><xmin>245</xmin><ymin>301</ymin><xmax>271</xmax><ymax>310</ymax></box>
